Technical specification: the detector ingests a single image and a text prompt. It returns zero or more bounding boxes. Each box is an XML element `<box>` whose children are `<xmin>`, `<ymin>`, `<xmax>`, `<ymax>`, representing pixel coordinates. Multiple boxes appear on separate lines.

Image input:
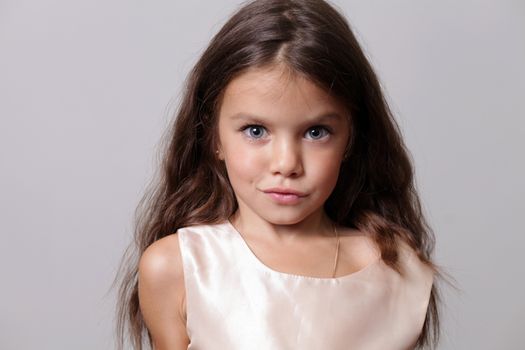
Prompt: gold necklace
<box><xmin>331</xmin><ymin>223</ymin><xmax>340</xmax><ymax>278</ymax></box>
<box><xmin>233</xmin><ymin>218</ymin><xmax>341</xmax><ymax>278</ymax></box>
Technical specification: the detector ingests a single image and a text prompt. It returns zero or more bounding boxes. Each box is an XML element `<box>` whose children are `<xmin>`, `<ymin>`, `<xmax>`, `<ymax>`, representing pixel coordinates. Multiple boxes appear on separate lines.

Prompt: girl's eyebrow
<box><xmin>229</xmin><ymin>113</ymin><xmax>266</xmax><ymax>124</ymax></box>
<box><xmin>229</xmin><ymin>112</ymin><xmax>344</xmax><ymax>123</ymax></box>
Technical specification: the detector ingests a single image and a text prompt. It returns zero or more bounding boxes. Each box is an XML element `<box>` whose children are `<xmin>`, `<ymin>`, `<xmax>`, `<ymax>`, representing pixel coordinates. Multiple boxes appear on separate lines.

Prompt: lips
<box><xmin>263</xmin><ymin>188</ymin><xmax>306</xmax><ymax>205</ymax></box>
<box><xmin>262</xmin><ymin>187</ymin><xmax>307</xmax><ymax>197</ymax></box>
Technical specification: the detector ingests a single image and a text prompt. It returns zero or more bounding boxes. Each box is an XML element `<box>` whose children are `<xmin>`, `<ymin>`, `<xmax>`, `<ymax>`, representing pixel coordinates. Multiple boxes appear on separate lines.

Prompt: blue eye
<box><xmin>242</xmin><ymin>125</ymin><xmax>267</xmax><ymax>139</ymax></box>
<box><xmin>306</xmin><ymin>126</ymin><xmax>330</xmax><ymax>140</ymax></box>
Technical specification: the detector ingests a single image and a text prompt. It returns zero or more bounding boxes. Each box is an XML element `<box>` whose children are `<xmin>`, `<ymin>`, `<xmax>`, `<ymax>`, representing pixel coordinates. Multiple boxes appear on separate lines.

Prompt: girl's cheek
<box><xmin>307</xmin><ymin>150</ymin><xmax>342</xmax><ymax>180</ymax></box>
<box><xmin>226</xmin><ymin>147</ymin><xmax>263</xmax><ymax>178</ymax></box>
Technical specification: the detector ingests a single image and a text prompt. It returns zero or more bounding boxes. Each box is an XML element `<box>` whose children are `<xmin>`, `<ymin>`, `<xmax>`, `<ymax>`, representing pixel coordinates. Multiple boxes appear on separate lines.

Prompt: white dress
<box><xmin>177</xmin><ymin>220</ymin><xmax>434</xmax><ymax>350</ymax></box>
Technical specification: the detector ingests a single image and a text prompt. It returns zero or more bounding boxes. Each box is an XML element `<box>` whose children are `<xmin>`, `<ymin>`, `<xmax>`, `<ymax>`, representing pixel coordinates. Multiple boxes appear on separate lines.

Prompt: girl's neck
<box><xmin>228</xmin><ymin>209</ymin><xmax>336</xmax><ymax>245</ymax></box>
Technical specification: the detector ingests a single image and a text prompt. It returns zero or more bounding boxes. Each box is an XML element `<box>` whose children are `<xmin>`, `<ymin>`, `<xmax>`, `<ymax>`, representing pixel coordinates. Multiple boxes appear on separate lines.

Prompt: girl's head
<box><xmin>168</xmin><ymin>0</ymin><xmax>405</xmax><ymax>226</ymax></box>
<box><xmin>115</xmin><ymin>1</ymin><xmax>442</xmax><ymax>349</ymax></box>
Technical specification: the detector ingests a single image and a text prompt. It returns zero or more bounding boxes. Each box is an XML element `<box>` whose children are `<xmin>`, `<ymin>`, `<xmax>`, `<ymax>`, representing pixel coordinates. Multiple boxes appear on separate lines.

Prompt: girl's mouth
<box><xmin>265</xmin><ymin>192</ymin><xmax>305</xmax><ymax>204</ymax></box>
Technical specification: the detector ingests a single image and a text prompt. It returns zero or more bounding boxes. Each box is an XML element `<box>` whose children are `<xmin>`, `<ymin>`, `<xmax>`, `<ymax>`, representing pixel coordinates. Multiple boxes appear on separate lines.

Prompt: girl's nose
<box><xmin>269</xmin><ymin>138</ymin><xmax>303</xmax><ymax>177</ymax></box>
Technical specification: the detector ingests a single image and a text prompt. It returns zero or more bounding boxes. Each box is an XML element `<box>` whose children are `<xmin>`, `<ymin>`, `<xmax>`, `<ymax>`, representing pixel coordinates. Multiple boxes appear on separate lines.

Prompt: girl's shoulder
<box><xmin>339</xmin><ymin>226</ymin><xmax>435</xmax><ymax>284</ymax></box>
<box><xmin>138</xmin><ymin>232</ymin><xmax>190</xmax><ymax>346</ymax></box>
<box><xmin>140</xmin><ymin>232</ymin><xmax>183</xmax><ymax>272</ymax></box>
<box><xmin>394</xmin><ymin>237</ymin><xmax>436</xmax><ymax>297</ymax></box>
<box><xmin>139</xmin><ymin>233</ymin><xmax>186</xmax><ymax>308</ymax></box>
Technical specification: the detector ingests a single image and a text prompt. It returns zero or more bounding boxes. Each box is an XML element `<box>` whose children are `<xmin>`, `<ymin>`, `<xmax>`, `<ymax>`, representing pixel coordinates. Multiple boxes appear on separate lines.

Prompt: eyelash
<box><xmin>239</xmin><ymin>124</ymin><xmax>333</xmax><ymax>141</ymax></box>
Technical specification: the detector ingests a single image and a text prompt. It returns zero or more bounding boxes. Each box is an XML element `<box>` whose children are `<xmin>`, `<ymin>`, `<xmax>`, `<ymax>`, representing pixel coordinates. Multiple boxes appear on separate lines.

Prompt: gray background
<box><xmin>1</xmin><ymin>0</ymin><xmax>523</xmax><ymax>349</ymax></box>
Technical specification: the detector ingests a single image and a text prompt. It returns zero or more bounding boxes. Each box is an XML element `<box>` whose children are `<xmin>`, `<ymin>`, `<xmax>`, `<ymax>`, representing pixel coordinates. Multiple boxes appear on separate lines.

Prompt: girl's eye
<box><xmin>241</xmin><ymin>125</ymin><xmax>267</xmax><ymax>139</ymax></box>
<box><xmin>240</xmin><ymin>124</ymin><xmax>331</xmax><ymax>141</ymax></box>
<box><xmin>305</xmin><ymin>126</ymin><xmax>330</xmax><ymax>140</ymax></box>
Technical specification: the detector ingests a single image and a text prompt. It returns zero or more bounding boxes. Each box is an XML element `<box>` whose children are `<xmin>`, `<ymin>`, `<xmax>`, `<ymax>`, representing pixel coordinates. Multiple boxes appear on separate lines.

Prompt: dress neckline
<box><xmin>224</xmin><ymin>219</ymin><xmax>382</xmax><ymax>282</ymax></box>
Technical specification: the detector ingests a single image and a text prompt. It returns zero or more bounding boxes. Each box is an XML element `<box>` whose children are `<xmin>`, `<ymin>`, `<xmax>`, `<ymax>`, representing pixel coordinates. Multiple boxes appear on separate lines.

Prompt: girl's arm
<box><xmin>138</xmin><ymin>234</ymin><xmax>190</xmax><ymax>350</ymax></box>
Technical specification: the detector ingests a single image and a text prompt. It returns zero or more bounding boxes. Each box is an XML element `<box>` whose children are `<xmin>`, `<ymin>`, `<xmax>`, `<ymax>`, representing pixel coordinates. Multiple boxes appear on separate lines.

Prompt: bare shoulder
<box><xmin>139</xmin><ymin>233</ymin><xmax>184</xmax><ymax>283</ymax></box>
<box><xmin>138</xmin><ymin>233</ymin><xmax>189</xmax><ymax>349</ymax></box>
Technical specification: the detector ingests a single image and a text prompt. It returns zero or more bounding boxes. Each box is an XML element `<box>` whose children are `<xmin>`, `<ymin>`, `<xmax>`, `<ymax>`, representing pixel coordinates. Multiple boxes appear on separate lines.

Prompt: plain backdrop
<box><xmin>1</xmin><ymin>1</ymin><xmax>524</xmax><ymax>349</ymax></box>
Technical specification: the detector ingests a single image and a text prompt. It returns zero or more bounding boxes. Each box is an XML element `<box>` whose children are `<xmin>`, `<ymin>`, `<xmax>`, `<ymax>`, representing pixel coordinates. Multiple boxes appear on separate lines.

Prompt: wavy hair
<box><xmin>113</xmin><ymin>0</ymin><xmax>451</xmax><ymax>348</ymax></box>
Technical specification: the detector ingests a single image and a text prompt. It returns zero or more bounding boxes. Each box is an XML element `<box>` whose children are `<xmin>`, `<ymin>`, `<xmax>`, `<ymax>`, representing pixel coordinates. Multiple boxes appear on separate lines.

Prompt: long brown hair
<box><xmin>113</xmin><ymin>0</ymin><xmax>450</xmax><ymax>348</ymax></box>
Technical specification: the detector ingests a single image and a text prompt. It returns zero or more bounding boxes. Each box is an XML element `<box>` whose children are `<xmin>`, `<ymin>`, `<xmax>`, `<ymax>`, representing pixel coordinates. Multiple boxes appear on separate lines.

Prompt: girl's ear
<box><xmin>343</xmin><ymin>151</ymin><xmax>349</xmax><ymax>161</ymax></box>
<box><xmin>216</xmin><ymin>147</ymin><xmax>224</xmax><ymax>161</ymax></box>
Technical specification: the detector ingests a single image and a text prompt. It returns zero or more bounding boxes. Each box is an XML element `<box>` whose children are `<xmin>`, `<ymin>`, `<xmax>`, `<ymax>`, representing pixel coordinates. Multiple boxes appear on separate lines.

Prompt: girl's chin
<box><xmin>256</xmin><ymin>210</ymin><xmax>319</xmax><ymax>226</ymax></box>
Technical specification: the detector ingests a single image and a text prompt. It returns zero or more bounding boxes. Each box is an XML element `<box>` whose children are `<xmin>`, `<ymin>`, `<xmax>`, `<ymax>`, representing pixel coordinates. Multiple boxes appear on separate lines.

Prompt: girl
<box><xmin>115</xmin><ymin>0</ymin><xmax>445</xmax><ymax>349</ymax></box>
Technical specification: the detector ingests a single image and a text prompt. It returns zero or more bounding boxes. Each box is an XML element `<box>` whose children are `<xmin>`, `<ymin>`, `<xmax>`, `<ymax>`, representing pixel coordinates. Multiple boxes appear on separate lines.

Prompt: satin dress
<box><xmin>177</xmin><ymin>220</ymin><xmax>434</xmax><ymax>350</ymax></box>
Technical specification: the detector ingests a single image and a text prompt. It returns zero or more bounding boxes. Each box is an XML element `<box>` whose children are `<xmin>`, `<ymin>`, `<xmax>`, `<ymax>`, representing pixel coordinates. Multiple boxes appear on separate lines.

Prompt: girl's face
<box><xmin>217</xmin><ymin>65</ymin><xmax>350</xmax><ymax>226</ymax></box>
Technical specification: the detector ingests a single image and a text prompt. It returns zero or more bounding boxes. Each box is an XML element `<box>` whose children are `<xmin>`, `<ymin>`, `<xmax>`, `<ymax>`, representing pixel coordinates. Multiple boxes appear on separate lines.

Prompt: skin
<box><xmin>217</xmin><ymin>64</ymin><xmax>350</xmax><ymax>246</ymax></box>
<box><xmin>138</xmin><ymin>64</ymin><xmax>381</xmax><ymax>349</ymax></box>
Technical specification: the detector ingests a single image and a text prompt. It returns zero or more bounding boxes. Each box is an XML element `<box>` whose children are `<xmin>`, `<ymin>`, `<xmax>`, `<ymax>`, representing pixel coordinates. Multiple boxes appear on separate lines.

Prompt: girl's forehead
<box><xmin>220</xmin><ymin>66</ymin><xmax>345</xmax><ymax>114</ymax></box>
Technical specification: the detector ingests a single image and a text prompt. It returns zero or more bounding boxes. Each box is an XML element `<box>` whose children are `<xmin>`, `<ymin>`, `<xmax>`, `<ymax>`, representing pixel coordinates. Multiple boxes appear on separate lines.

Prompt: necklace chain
<box><xmin>331</xmin><ymin>223</ymin><xmax>340</xmax><ymax>278</ymax></box>
<box><xmin>233</xmin><ymin>218</ymin><xmax>340</xmax><ymax>279</ymax></box>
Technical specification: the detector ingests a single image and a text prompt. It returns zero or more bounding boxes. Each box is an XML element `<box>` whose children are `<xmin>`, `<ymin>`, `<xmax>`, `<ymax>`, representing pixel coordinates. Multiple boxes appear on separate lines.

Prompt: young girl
<box><xmin>115</xmin><ymin>0</ymin><xmax>444</xmax><ymax>349</ymax></box>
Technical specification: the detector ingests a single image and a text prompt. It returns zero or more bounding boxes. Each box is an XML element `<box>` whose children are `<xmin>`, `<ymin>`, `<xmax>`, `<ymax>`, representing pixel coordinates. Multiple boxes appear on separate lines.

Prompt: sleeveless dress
<box><xmin>177</xmin><ymin>220</ymin><xmax>434</xmax><ymax>350</ymax></box>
